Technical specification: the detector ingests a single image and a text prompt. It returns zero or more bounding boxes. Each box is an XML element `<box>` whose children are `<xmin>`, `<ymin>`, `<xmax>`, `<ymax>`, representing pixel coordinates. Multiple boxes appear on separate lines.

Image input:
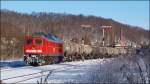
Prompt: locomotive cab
<box><xmin>24</xmin><ymin>37</ymin><xmax>43</xmax><ymax>54</ymax></box>
<box><xmin>23</xmin><ymin>32</ymin><xmax>64</xmax><ymax>66</ymax></box>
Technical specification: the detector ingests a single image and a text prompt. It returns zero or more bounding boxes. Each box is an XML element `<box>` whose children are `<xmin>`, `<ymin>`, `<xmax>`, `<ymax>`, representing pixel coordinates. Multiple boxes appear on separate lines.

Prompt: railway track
<box><xmin>0</xmin><ymin>66</ymin><xmax>34</xmax><ymax>72</ymax></box>
<box><xmin>1</xmin><ymin>63</ymin><xmax>80</xmax><ymax>83</ymax></box>
<box><xmin>0</xmin><ymin>62</ymin><xmax>79</xmax><ymax>72</ymax></box>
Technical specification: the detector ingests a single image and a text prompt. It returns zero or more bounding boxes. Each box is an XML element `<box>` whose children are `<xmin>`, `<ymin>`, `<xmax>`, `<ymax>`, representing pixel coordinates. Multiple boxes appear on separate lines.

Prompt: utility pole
<box><xmin>120</xmin><ymin>27</ymin><xmax>125</xmax><ymax>47</ymax></box>
<box><xmin>102</xmin><ymin>28</ymin><xmax>105</xmax><ymax>46</ymax></box>
<box><xmin>10</xmin><ymin>40</ymin><xmax>15</xmax><ymax>60</ymax></box>
<box><xmin>27</xmin><ymin>27</ymin><xmax>29</xmax><ymax>36</ymax></box>
<box><xmin>101</xmin><ymin>25</ymin><xmax>112</xmax><ymax>47</ymax></box>
<box><xmin>120</xmin><ymin>28</ymin><xmax>121</xmax><ymax>42</ymax></box>
<box><xmin>80</xmin><ymin>24</ymin><xmax>91</xmax><ymax>44</ymax></box>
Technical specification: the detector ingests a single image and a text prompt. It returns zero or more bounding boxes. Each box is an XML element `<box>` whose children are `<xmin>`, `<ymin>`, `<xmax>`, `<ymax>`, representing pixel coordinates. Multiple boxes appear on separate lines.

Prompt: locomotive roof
<box><xmin>32</xmin><ymin>32</ymin><xmax>63</xmax><ymax>43</ymax></box>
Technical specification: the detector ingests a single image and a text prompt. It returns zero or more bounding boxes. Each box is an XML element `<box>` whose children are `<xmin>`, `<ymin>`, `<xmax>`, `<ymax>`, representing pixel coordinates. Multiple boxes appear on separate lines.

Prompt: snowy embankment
<box><xmin>0</xmin><ymin>48</ymin><xmax>149</xmax><ymax>83</ymax></box>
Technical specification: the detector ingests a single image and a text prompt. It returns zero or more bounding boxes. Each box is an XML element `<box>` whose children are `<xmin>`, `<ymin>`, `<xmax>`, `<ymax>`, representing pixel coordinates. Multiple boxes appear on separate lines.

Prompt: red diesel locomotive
<box><xmin>23</xmin><ymin>32</ymin><xmax>64</xmax><ymax>65</ymax></box>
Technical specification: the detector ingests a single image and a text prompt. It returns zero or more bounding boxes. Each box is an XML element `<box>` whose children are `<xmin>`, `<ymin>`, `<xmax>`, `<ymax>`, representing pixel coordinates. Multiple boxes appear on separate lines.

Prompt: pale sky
<box><xmin>1</xmin><ymin>1</ymin><xmax>149</xmax><ymax>30</ymax></box>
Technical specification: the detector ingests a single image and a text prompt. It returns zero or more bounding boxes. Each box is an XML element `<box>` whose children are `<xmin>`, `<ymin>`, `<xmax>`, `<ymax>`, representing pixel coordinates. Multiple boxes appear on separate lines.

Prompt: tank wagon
<box><xmin>23</xmin><ymin>32</ymin><xmax>63</xmax><ymax>65</ymax></box>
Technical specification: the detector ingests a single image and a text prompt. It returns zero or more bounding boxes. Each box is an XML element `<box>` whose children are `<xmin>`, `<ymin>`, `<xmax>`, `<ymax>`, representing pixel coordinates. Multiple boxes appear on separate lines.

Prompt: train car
<box><xmin>23</xmin><ymin>32</ymin><xmax>63</xmax><ymax>65</ymax></box>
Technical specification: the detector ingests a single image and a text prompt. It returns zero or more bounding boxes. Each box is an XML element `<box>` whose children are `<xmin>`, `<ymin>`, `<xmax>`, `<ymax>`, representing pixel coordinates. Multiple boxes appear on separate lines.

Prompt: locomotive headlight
<box><xmin>37</xmin><ymin>50</ymin><xmax>42</xmax><ymax>53</ymax></box>
<box><xmin>26</xmin><ymin>50</ymin><xmax>36</xmax><ymax>53</ymax></box>
<box><xmin>26</xmin><ymin>50</ymin><xmax>42</xmax><ymax>53</ymax></box>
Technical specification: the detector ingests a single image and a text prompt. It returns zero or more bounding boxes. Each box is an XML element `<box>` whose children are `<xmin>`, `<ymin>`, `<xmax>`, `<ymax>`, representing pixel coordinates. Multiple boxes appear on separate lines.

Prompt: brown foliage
<box><xmin>0</xmin><ymin>9</ymin><xmax>149</xmax><ymax>60</ymax></box>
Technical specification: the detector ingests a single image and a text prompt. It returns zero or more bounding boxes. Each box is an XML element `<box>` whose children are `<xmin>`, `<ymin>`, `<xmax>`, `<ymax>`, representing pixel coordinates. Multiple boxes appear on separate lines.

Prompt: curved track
<box><xmin>1</xmin><ymin>66</ymin><xmax>33</xmax><ymax>72</ymax></box>
<box><xmin>1</xmin><ymin>63</ymin><xmax>80</xmax><ymax>83</ymax></box>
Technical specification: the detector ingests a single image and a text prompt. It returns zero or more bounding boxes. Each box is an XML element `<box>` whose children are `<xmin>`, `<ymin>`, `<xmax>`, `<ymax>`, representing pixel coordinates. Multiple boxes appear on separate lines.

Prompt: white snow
<box><xmin>1</xmin><ymin>49</ymin><xmax>149</xmax><ymax>83</ymax></box>
<box><xmin>0</xmin><ymin>58</ymin><xmax>112</xmax><ymax>83</ymax></box>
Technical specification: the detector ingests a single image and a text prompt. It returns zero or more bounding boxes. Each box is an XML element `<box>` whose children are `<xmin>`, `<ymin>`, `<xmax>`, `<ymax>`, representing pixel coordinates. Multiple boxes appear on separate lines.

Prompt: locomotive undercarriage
<box><xmin>24</xmin><ymin>54</ymin><xmax>63</xmax><ymax>66</ymax></box>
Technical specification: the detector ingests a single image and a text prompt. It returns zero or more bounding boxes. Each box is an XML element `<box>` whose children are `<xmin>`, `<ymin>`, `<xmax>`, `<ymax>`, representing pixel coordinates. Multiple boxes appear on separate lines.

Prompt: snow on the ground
<box><xmin>1</xmin><ymin>48</ymin><xmax>149</xmax><ymax>83</ymax></box>
<box><xmin>85</xmin><ymin>49</ymin><xmax>150</xmax><ymax>84</ymax></box>
<box><xmin>0</xmin><ymin>58</ymin><xmax>113</xmax><ymax>83</ymax></box>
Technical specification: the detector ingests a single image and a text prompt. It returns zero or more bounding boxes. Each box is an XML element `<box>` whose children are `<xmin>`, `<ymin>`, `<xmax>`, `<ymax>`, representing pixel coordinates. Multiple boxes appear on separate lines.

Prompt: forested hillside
<box><xmin>1</xmin><ymin>9</ymin><xmax>149</xmax><ymax>60</ymax></box>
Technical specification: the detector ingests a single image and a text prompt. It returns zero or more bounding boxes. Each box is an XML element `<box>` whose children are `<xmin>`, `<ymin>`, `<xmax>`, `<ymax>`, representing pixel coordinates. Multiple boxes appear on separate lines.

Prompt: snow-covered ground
<box><xmin>0</xmin><ymin>58</ymin><xmax>113</xmax><ymax>83</ymax></box>
<box><xmin>1</xmin><ymin>48</ymin><xmax>149</xmax><ymax>83</ymax></box>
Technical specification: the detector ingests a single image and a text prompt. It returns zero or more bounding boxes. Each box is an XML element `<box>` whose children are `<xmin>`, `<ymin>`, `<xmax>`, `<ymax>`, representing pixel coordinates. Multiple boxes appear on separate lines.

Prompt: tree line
<box><xmin>0</xmin><ymin>9</ymin><xmax>149</xmax><ymax>60</ymax></box>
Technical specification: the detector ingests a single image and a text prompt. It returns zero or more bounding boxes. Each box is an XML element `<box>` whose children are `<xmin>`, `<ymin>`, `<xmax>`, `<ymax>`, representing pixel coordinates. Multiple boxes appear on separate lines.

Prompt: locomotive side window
<box><xmin>35</xmin><ymin>39</ymin><xmax>42</xmax><ymax>45</ymax></box>
<box><xmin>26</xmin><ymin>39</ymin><xmax>32</xmax><ymax>44</ymax></box>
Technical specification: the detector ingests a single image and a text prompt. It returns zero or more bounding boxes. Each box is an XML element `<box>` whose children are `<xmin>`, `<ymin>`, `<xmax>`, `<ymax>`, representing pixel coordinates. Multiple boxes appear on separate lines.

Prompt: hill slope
<box><xmin>0</xmin><ymin>9</ymin><xmax>149</xmax><ymax>60</ymax></box>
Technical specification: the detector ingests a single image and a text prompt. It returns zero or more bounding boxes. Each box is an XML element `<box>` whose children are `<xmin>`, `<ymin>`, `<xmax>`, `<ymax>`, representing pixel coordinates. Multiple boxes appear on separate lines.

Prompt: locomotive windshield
<box><xmin>26</xmin><ymin>39</ymin><xmax>32</xmax><ymax>44</ymax></box>
<box><xmin>35</xmin><ymin>39</ymin><xmax>42</xmax><ymax>44</ymax></box>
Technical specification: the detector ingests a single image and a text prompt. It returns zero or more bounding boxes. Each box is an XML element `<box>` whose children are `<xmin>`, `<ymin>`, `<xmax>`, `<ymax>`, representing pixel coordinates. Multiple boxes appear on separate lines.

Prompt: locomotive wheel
<box><xmin>53</xmin><ymin>56</ymin><xmax>59</xmax><ymax>64</ymax></box>
<box><xmin>38</xmin><ymin>62</ymin><xmax>42</xmax><ymax>66</ymax></box>
<box><xmin>25</xmin><ymin>59</ymin><xmax>29</xmax><ymax>65</ymax></box>
<box><xmin>58</xmin><ymin>56</ymin><xmax>63</xmax><ymax>63</ymax></box>
<box><xmin>25</xmin><ymin>57</ymin><xmax>31</xmax><ymax>65</ymax></box>
<box><xmin>38</xmin><ymin>58</ymin><xmax>43</xmax><ymax>66</ymax></box>
<box><xmin>53</xmin><ymin>56</ymin><xmax>63</xmax><ymax>63</ymax></box>
<box><xmin>45</xmin><ymin>56</ymin><xmax>52</xmax><ymax>65</ymax></box>
<box><xmin>36</xmin><ymin>56</ymin><xmax>64</xmax><ymax>65</ymax></box>
<box><xmin>37</xmin><ymin>56</ymin><xmax>44</xmax><ymax>66</ymax></box>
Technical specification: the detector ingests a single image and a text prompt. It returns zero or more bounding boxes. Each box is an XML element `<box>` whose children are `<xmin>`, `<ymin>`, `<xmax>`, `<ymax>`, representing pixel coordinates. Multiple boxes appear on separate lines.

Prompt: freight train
<box><xmin>23</xmin><ymin>32</ymin><xmax>64</xmax><ymax>65</ymax></box>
